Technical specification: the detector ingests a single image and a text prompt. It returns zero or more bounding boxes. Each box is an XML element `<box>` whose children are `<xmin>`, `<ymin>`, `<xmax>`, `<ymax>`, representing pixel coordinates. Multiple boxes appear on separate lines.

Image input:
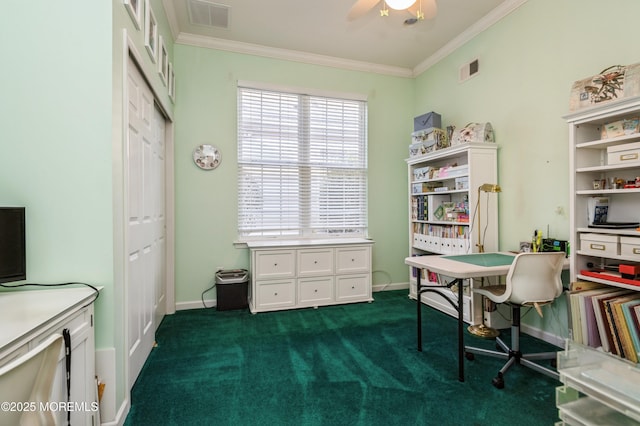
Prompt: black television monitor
<box><xmin>0</xmin><ymin>207</ymin><xmax>26</xmax><ymax>284</ymax></box>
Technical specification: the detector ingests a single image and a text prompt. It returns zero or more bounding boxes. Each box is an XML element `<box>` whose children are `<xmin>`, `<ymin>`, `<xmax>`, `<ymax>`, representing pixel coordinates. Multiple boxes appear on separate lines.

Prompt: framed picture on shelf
<box><xmin>168</xmin><ymin>63</ymin><xmax>176</xmax><ymax>102</ymax></box>
<box><xmin>158</xmin><ymin>36</ymin><xmax>168</xmax><ymax>86</ymax></box>
<box><xmin>144</xmin><ymin>0</ymin><xmax>158</xmax><ymax>63</ymax></box>
<box><xmin>123</xmin><ymin>0</ymin><xmax>142</xmax><ymax>30</ymax></box>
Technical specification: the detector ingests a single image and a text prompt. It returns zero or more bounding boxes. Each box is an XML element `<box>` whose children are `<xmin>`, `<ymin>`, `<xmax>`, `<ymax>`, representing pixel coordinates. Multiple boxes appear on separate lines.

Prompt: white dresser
<box><xmin>0</xmin><ymin>287</ymin><xmax>99</xmax><ymax>425</ymax></box>
<box><xmin>247</xmin><ymin>238</ymin><xmax>374</xmax><ymax>313</ymax></box>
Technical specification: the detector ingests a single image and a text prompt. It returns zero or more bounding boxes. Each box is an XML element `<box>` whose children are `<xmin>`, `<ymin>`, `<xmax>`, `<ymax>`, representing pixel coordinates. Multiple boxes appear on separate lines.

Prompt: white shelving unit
<box><xmin>557</xmin><ymin>340</ymin><xmax>640</xmax><ymax>425</ymax></box>
<box><xmin>406</xmin><ymin>143</ymin><xmax>498</xmax><ymax>324</ymax></box>
<box><xmin>562</xmin><ymin>96</ymin><xmax>640</xmax><ymax>424</ymax></box>
<box><xmin>567</xmin><ymin>96</ymin><xmax>640</xmax><ymax>284</ymax></box>
<box><xmin>566</xmin><ymin>96</ymin><xmax>640</xmax><ymax>315</ymax></box>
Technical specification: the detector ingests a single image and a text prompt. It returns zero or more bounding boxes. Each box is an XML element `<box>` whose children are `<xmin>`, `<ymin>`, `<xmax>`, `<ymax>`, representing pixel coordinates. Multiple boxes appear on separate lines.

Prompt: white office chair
<box><xmin>464</xmin><ymin>252</ymin><xmax>565</xmax><ymax>389</ymax></box>
<box><xmin>0</xmin><ymin>334</ymin><xmax>64</xmax><ymax>426</ymax></box>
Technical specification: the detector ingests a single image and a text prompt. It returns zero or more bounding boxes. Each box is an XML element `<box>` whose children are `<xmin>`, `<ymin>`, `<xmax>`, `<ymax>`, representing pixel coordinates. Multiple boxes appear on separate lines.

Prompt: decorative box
<box><xmin>569</xmin><ymin>62</ymin><xmax>640</xmax><ymax>111</ymax></box>
<box><xmin>579</xmin><ymin>233</ymin><xmax>619</xmax><ymax>256</ymax></box>
<box><xmin>601</xmin><ymin>118</ymin><xmax>640</xmax><ymax>139</ymax></box>
<box><xmin>620</xmin><ymin>236</ymin><xmax>640</xmax><ymax>260</ymax></box>
<box><xmin>409</xmin><ymin>140</ymin><xmax>436</xmax><ymax>157</ymax></box>
<box><xmin>450</xmin><ymin>122</ymin><xmax>494</xmax><ymax>145</ymax></box>
<box><xmin>606</xmin><ymin>141</ymin><xmax>640</xmax><ymax>165</ymax></box>
<box><xmin>413</xmin><ymin>112</ymin><xmax>441</xmax><ymax>132</ymax></box>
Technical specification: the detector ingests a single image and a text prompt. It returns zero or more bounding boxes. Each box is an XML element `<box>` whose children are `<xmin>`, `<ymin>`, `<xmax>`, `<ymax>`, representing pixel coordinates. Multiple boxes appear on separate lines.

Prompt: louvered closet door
<box><xmin>126</xmin><ymin>57</ymin><xmax>166</xmax><ymax>389</ymax></box>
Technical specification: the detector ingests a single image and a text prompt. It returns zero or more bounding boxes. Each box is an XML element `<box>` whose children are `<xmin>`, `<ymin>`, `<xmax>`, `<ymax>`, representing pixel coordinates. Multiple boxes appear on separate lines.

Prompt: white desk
<box><xmin>0</xmin><ymin>286</ymin><xmax>99</xmax><ymax>425</ymax></box>
<box><xmin>405</xmin><ymin>252</ymin><xmax>517</xmax><ymax>382</ymax></box>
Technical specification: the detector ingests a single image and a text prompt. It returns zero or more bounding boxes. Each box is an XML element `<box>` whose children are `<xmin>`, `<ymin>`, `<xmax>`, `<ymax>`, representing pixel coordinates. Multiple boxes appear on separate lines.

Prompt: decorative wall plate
<box><xmin>193</xmin><ymin>144</ymin><xmax>221</xmax><ymax>170</ymax></box>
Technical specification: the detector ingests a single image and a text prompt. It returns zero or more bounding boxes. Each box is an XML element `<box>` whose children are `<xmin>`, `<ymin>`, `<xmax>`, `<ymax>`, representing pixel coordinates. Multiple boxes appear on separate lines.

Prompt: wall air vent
<box><xmin>188</xmin><ymin>0</ymin><xmax>229</xmax><ymax>29</ymax></box>
<box><xmin>459</xmin><ymin>58</ymin><xmax>480</xmax><ymax>83</ymax></box>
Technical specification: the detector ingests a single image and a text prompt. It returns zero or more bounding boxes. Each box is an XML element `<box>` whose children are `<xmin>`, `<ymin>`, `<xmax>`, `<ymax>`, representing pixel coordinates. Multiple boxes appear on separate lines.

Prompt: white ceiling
<box><xmin>163</xmin><ymin>0</ymin><xmax>527</xmax><ymax>77</ymax></box>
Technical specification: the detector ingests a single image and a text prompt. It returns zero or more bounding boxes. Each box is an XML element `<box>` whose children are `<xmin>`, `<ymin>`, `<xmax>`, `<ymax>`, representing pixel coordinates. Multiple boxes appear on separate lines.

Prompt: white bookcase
<box><xmin>566</xmin><ymin>95</ymin><xmax>640</xmax><ymax>317</ymax></box>
<box><xmin>558</xmin><ymin>96</ymin><xmax>640</xmax><ymax>425</ymax></box>
<box><xmin>406</xmin><ymin>143</ymin><xmax>498</xmax><ymax>324</ymax></box>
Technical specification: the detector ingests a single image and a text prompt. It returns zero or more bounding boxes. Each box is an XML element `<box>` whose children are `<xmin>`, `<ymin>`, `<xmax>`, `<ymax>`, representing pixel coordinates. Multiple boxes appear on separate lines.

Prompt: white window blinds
<box><xmin>237</xmin><ymin>85</ymin><xmax>368</xmax><ymax>239</ymax></box>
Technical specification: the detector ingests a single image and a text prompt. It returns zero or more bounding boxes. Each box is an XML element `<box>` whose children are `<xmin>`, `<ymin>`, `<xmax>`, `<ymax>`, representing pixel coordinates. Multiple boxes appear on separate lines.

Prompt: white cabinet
<box><xmin>0</xmin><ymin>287</ymin><xmax>99</xmax><ymax>426</ymax></box>
<box><xmin>567</xmin><ymin>96</ymin><xmax>640</xmax><ymax>279</ymax></box>
<box><xmin>556</xmin><ymin>340</ymin><xmax>640</xmax><ymax>425</ymax></box>
<box><xmin>566</xmin><ymin>96</ymin><xmax>640</xmax><ymax>355</ymax></box>
<box><xmin>247</xmin><ymin>239</ymin><xmax>374</xmax><ymax>313</ymax></box>
<box><xmin>405</xmin><ymin>143</ymin><xmax>498</xmax><ymax>324</ymax></box>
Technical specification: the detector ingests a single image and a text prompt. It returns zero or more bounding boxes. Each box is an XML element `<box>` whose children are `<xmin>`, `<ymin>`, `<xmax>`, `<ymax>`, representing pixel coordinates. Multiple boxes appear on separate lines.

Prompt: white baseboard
<box><xmin>521</xmin><ymin>323</ymin><xmax>565</xmax><ymax>348</ymax></box>
<box><xmin>373</xmin><ymin>282</ymin><xmax>409</xmax><ymax>292</ymax></box>
<box><xmin>176</xmin><ymin>299</ymin><xmax>216</xmax><ymax>311</ymax></box>
<box><xmin>95</xmin><ymin>348</ymin><xmax>117</xmax><ymax>424</ymax></box>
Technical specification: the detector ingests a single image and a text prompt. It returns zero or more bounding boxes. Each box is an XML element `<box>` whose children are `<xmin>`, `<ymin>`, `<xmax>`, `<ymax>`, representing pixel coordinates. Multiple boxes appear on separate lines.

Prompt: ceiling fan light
<box><xmin>385</xmin><ymin>0</ymin><xmax>416</xmax><ymax>10</ymax></box>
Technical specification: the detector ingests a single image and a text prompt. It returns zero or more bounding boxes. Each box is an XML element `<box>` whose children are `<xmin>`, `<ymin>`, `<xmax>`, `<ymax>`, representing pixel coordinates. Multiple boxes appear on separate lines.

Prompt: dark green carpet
<box><xmin>125</xmin><ymin>290</ymin><xmax>560</xmax><ymax>425</ymax></box>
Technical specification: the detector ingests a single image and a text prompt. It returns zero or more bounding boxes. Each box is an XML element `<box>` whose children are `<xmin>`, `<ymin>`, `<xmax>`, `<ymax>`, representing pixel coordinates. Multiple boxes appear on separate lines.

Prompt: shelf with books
<box><xmin>566</xmin><ymin>95</ymin><xmax>640</xmax><ymax>367</ymax></box>
<box><xmin>406</xmin><ymin>143</ymin><xmax>498</xmax><ymax>324</ymax></box>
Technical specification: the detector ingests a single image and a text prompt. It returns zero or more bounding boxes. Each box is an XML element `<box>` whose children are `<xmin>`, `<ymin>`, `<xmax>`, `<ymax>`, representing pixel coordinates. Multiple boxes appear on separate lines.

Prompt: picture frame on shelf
<box><xmin>168</xmin><ymin>63</ymin><xmax>176</xmax><ymax>102</ymax></box>
<box><xmin>158</xmin><ymin>36</ymin><xmax>168</xmax><ymax>86</ymax></box>
<box><xmin>124</xmin><ymin>0</ymin><xmax>142</xmax><ymax>30</ymax></box>
<box><xmin>144</xmin><ymin>0</ymin><xmax>158</xmax><ymax>63</ymax></box>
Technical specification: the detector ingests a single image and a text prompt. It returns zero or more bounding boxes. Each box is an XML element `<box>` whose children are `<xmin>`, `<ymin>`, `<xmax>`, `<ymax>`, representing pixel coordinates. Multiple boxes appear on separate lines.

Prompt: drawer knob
<box><xmin>274</xmin><ymin>263</ymin><xmax>278</xmax><ymax>266</ymax></box>
<box><xmin>351</xmin><ymin>258</ymin><xmax>355</xmax><ymax>262</ymax></box>
<box><xmin>314</xmin><ymin>289</ymin><xmax>318</xmax><ymax>293</ymax></box>
<box><xmin>274</xmin><ymin>292</ymin><xmax>278</xmax><ymax>296</ymax></box>
<box><xmin>351</xmin><ymin>285</ymin><xmax>355</xmax><ymax>289</ymax></box>
<box><xmin>314</xmin><ymin>260</ymin><xmax>318</xmax><ymax>264</ymax></box>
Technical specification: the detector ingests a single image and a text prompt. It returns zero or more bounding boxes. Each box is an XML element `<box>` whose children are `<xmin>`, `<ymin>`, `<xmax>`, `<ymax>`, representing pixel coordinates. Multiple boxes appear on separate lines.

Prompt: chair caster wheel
<box><xmin>465</xmin><ymin>352</ymin><xmax>474</xmax><ymax>361</ymax></box>
<box><xmin>492</xmin><ymin>375</ymin><xmax>504</xmax><ymax>389</ymax></box>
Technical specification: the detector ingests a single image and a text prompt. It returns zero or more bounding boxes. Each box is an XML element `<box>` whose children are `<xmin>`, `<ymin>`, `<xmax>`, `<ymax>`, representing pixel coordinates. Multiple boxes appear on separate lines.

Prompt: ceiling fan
<box><xmin>347</xmin><ymin>0</ymin><xmax>437</xmax><ymax>23</ymax></box>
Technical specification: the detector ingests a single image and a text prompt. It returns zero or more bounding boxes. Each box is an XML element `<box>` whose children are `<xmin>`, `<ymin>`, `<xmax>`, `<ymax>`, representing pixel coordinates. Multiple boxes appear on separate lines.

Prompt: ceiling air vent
<box><xmin>188</xmin><ymin>0</ymin><xmax>229</xmax><ymax>29</ymax></box>
<box><xmin>459</xmin><ymin>58</ymin><xmax>479</xmax><ymax>83</ymax></box>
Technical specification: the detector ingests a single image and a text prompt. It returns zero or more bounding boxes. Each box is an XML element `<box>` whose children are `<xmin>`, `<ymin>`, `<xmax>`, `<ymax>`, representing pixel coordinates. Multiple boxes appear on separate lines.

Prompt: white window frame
<box><xmin>237</xmin><ymin>82</ymin><xmax>368</xmax><ymax>241</ymax></box>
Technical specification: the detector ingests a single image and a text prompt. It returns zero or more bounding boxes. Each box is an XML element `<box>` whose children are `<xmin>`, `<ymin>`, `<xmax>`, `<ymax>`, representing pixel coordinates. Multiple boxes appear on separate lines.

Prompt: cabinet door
<box><xmin>336</xmin><ymin>275</ymin><xmax>370</xmax><ymax>301</ymax></box>
<box><xmin>336</xmin><ymin>246</ymin><xmax>370</xmax><ymax>274</ymax></box>
<box><xmin>298</xmin><ymin>276</ymin><xmax>334</xmax><ymax>306</ymax></box>
<box><xmin>254</xmin><ymin>250</ymin><xmax>296</xmax><ymax>279</ymax></box>
<box><xmin>256</xmin><ymin>279</ymin><xmax>296</xmax><ymax>309</ymax></box>
<box><xmin>298</xmin><ymin>248</ymin><xmax>333</xmax><ymax>277</ymax></box>
<box><xmin>40</xmin><ymin>307</ymin><xmax>96</xmax><ymax>426</ymax></box>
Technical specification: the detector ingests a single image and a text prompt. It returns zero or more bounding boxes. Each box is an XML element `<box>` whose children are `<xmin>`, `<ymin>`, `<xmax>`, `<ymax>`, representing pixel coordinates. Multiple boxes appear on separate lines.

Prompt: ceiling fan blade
<box><xmin>408</xmin><ymin>0</ymin><xmax>437</xmax><ymax>19</ymax></box>
<box><xmin>347</xmin><ymin>0</ymin><xmax>381</xmax><ymax>21</ymax></box>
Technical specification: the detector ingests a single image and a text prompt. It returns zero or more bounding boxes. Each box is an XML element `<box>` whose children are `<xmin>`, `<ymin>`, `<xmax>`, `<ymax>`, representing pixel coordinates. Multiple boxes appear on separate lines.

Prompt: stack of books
<box><xmin>567</xmin><ymin>281</ymin><xmax>640</xmax><ymax>363</ymax></box>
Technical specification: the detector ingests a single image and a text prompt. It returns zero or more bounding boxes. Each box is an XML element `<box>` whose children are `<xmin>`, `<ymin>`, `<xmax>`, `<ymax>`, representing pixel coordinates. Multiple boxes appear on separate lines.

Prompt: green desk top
<box><xmin>442</xmin><ymin>253</ymin><xmax>515</xmax><ymax>267</ymax></box>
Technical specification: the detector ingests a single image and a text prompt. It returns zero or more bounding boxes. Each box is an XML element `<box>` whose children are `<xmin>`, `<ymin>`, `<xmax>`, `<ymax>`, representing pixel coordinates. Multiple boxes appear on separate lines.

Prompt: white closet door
<box><xmin>126</xmin><ymin>57</ymin><xmax>166</xmax><ymax>388</ymax></box>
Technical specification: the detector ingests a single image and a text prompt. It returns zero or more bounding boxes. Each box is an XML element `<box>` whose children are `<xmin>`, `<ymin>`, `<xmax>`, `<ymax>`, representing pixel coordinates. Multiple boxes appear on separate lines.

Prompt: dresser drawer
<box><xmin>298</xmin><ymin>277</ymin><xmax>334</xmax><ymax>305</ymax></box>
<box><xmin>298</xmin><ymin>248</ymin><xmax>333</xmax><ymax>276</ymax></box>
<box><xmin>256</xmin><ymin>280</ymin><xmax>296</xmax><ymax>309</ymax></box>
<box><xmin>254</xmin><ymin>250</ymin><xmax>296</xmax><ymax>279</ymax></box>
<box><xmin>336</xmin><ymin>275</ymin><xmax>370</xmax><ymax>301</ymax></box>
<box><xmin>336</xmin><ymin>246</ymin><xmax>370</xmax><ymax>273</ymax></box>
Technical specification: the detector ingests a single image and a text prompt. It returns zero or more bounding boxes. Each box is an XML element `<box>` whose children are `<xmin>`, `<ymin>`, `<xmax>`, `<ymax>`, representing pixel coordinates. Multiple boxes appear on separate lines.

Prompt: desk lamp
<box><xmin>468</xmin><ymin>183</ymin><xmax>501</xmax><ymax>338</ymax></box>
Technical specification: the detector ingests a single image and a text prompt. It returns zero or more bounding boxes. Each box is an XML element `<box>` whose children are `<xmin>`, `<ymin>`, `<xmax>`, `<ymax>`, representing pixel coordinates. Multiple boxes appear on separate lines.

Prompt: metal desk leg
<box><xmin>457</xmin><ymin>277</ymin><xmax>464</xmax><ymax>382</ymax></box>
<box><xmin>417</xmin><ymin>270</ymin><xmax>422</xmax><ymax>352</ymax></box>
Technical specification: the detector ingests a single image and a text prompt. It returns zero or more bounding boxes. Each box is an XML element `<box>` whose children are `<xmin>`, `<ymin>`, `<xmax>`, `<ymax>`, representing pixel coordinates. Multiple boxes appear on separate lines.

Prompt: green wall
<box><xmin>414</xmin><ymin>0</ymin><xmax>640</xmax><ymax>336</ymax></box>
<box><xmin>0</xmin><ymin>3</ymin><xmax>113</xmax><ymax>324</ymax></box>
<box><xmin>172</xmin><ymin>47</ymin><xmax>414</xmax><ymax>305</ymax></box>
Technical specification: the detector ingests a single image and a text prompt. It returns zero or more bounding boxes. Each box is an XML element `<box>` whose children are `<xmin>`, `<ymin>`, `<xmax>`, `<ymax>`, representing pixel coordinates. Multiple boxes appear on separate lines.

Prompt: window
<box><xmin>237</xmin><ymin>84</ymin><xmax>368</xmax><ymax>239</ymax></box>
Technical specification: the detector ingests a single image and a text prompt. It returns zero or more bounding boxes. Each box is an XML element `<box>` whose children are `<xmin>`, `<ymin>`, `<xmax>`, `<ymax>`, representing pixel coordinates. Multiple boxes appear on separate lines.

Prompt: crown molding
<box><xmin>412</xmin><ymin>0</ymin><xmax>529</xmax><ymax>76</ymax></box>
<box><xmin>162</xmin><ymin>0</ymin><xmax>180</xmax><ymax>40</ymax></box>
<box><xmin>175</xmin><ymin>33</ymin><xmax>414</xmax><ymax>78</ymax></box>
<box><xmin>163</xmin><ymin>0</ymin><xmax>528</xmax><ymax>79</ymax></box>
